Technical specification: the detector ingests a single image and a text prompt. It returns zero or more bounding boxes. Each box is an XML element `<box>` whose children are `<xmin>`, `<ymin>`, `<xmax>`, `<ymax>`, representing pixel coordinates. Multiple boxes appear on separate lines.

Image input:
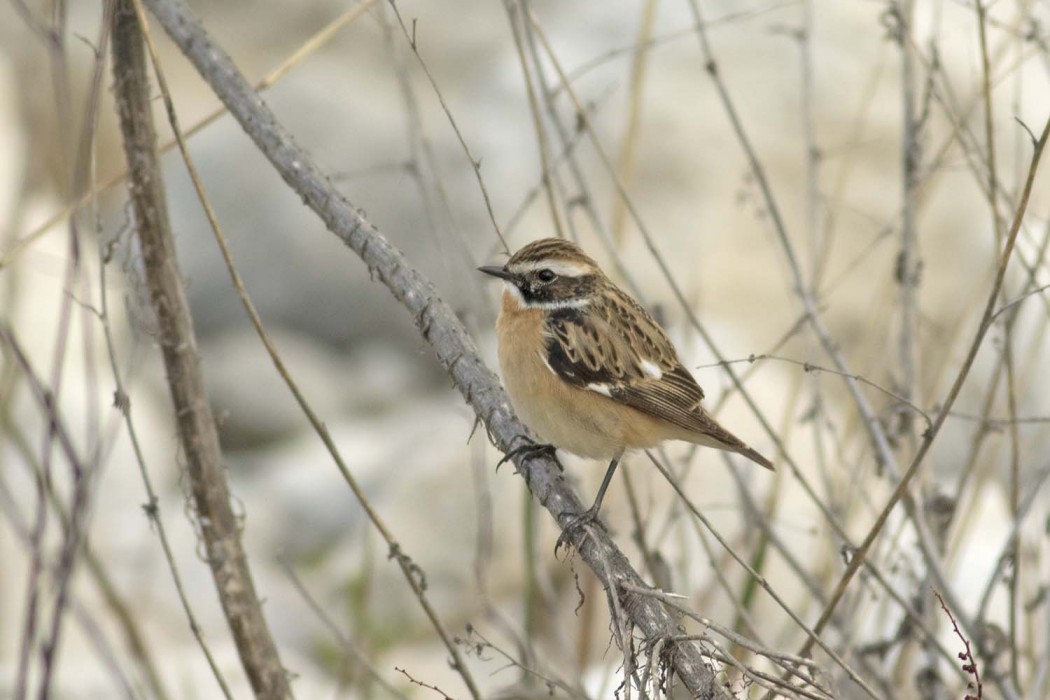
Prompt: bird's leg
<box><xmin>555</xmin><ymin>455</ymin><xmax>621</xmax><ymax>554</ymax></box>
<box><xmin>498</xmin><ymin>435</ymin><xmax>562</xmax><ymax>472</ymax></box>
<box><xmin>588</xmin><ymin>456</ymin><xmax>620</xmax><ymax>515</ymax></box>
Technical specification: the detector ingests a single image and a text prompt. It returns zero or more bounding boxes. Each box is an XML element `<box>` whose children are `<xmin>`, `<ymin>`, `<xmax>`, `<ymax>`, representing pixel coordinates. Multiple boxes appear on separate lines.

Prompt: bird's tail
<box><xmin>734</xmin><ymin>443</ymin><xmax>775</xmax><ymax>471</ymax></box>
<box><xmin>686</xmin><ymin>414</ymin><xmax>775</xmax><ymax>471</ymax></box>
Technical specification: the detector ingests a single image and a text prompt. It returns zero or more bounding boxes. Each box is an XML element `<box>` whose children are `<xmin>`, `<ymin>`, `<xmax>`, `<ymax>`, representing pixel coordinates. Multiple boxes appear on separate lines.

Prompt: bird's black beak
<box><xmin>478</xmin><ymin>265</ymin><xmax>518</xmax><ymax>282</ymax></box>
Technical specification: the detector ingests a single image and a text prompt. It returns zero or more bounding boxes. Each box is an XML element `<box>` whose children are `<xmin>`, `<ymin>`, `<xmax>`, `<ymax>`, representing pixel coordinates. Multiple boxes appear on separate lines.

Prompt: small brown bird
<box><xmin>480</xmin><ymin>238</ymin><xmax>773</xmax><ymax>525</ymax></box>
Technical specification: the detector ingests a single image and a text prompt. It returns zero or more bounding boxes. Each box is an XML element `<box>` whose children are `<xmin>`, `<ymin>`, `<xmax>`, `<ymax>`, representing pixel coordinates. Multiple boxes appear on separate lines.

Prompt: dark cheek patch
<box><xmin>521</xmin><ymin>274</ymin><xmax>594</xmax><ymax>305</ymax></box>
<box><xmin>521</xmin><ymin>282</ymin><xmax>550</xmax><ymax>304</ymax></box>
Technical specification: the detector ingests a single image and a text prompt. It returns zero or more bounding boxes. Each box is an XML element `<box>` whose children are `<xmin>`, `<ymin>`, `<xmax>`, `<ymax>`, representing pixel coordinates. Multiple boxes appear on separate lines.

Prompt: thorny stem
<box><xmin>111</xmin><ymin>1</ymin><xmax>292</xmax><ymax>695</ymax></box>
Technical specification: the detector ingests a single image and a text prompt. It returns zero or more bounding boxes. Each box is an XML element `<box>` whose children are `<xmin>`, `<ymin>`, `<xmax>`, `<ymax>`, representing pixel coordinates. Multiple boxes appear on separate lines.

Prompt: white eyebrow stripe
<box><xmin>512</xmin><ymin>260</ymin><xmax>594</xmax><ymax>277</ymax></box>
<box><xmin>639</xmin><ymin>359</ymin><xmax>663</xmax><ymax>379</ymax></box>
<box><xmin>586</xmin><ymin>383</ymin><xmax>612</xmax><ymax>397</ymax></box>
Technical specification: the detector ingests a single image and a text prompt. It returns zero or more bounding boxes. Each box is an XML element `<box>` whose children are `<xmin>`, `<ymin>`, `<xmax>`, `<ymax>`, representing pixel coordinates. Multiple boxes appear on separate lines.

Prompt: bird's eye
<box><xmin>537</xmin><ymin>269</ymin><xmax>556</xmax><ymax>282</ymax></box>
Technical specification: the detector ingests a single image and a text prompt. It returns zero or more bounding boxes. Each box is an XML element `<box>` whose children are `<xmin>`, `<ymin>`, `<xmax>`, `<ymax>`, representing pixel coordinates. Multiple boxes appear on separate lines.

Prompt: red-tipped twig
<box><xmin>933</xmin><ymin>589</ymin><xmax>983</xmax><ymax>700</ymax></box>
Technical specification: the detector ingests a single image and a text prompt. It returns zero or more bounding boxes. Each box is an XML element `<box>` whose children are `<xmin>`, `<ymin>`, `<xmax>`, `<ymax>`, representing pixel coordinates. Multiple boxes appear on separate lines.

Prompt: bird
<box><xmin>479</xmin><ymin>238</ymin><xmax>773</xmax><ymax>531</ymax></box>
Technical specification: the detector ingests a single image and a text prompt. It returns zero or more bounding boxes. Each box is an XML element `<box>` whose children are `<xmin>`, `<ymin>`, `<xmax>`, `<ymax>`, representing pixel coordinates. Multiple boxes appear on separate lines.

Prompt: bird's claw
<box><xmin>497</xmin><ymin>438</ymin><xmax>562</xmax><ymax>472</ymax></box>
<box><xmin>554</xmin><ymin>505</ymin><xmax>603</xmax><ymax>555</ymax></box>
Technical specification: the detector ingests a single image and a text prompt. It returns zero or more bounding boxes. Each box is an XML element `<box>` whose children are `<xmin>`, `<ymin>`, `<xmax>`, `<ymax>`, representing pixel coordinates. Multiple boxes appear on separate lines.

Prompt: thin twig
<box><xmin>386</xmin><ymin>1</ymin><xmax>510</xmax><ymax>253</ymax></box>
<box><xmin>280</xmin><ymin>560</ymin><xmax>410</xmax><ymax>699</ymax></box>
<box><xmin>705</xmin><ymin>353</ymin><xmax>933</xmax><ymax>433</ymax></box>
<box><xmin>21</xmin><ymin>0</ymin><xmax>85</xmax><ymax>689</ymax></box>
<box><xmin>98</xmin><ymin>177</ymin><xmax>231</xmax><ymax>699</ymax></box>
<box><xmin>2</xmin><ymin>327</ymin><xmax>99</xmax><ymax>700</ymax></box>
<box><xmin>395</xmin><ymin>667</ymin><xmax>456</xmax><ymax>700</ymax></box>
<box><xmin>975</xmin><ymin>2</ymin><xmax>1022</xmax><ymax>687</ymax></box>
<box><xmin>520</xmin><ymin>13</ymin><xmax>645</xmax><ymax>291</ymax></box>
<box><xmin>503</xmin><ymin>0</ymin><xmax>566</xmax><ymax>240</ymax></box>
<box><xmin>896</xmin><ymin>0</ymin><xmax>921</xmax><ymax>458</ymax></box>
<box><xmin>934</xmin><ymin>589</ymin><xmax>983</xmax><ymax>700</ymax></box>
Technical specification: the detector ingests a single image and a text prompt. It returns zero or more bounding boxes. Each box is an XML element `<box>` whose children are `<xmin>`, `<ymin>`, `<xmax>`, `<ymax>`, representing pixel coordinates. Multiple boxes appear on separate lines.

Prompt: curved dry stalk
<box><xmin>138</xmin><ymin>0</ymin><xmax>734</xmax><ymax>694</ymax></box>
<box><xmin>1</xmin><ymin>328</ymin><xmax>104</xmax><ymax>699</ymax></box>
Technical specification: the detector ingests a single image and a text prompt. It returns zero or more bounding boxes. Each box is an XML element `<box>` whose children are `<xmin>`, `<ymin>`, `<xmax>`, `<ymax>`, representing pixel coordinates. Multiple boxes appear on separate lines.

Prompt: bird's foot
<box><xmin>554</xmin><ymin>504</ymin><xmax>604</xmax><ymax>556</ymax></box>
<box><xmin>497</xmin><ymin>437</ymin><xmax>562</xmax><ymax>472</ymax></box>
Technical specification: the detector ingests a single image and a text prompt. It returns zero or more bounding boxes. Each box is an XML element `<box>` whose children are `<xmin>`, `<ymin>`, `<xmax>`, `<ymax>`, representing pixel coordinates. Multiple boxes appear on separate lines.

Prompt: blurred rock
<box><xmin>197</xmin><ymin>327</ymin><xmax>437</xmax><ymax>450</ymax></box>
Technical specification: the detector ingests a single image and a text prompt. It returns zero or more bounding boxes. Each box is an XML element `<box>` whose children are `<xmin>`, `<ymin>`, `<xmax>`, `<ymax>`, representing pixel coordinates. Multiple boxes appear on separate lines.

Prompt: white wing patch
<box><xmin>586</xmin><ymin>383</ymin><xmax>613</xmax><ymax>397</ymax></box>
<box><xmin>639</xmin><ymin>359</ymin><xmax>663</xmax><ymax>379</ymax></box>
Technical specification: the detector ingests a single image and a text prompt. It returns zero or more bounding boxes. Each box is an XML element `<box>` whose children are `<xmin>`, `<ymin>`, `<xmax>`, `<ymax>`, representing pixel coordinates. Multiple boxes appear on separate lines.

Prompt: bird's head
<box><xmin>479</xmin><ymin>238</ymin><xmax>603</xmax><ymax>310</ymax></box>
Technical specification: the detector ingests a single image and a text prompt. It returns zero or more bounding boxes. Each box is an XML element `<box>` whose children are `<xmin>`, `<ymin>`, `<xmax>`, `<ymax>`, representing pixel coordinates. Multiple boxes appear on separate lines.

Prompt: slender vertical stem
<box><xmin>897</xmin><ymin>0</ymin><xmax>920</xmax><ymax>454</ymax></box>
<box><xmin>799</xmin><ymin>0</ymin><xmax>821</xmax><ymax>287</ymax></box>
<box><xmin>110</xmin><ymin>2</ymin><xmax>292</xmax><ymax>696</ymax></box>
<box><xmin>507</xmin><ymin>0</ymin><xmax>566</xmax><ymax>240</ymax></box>
<box><xmin>975</xmin><ymin>2</ymin><xmax>1020</xmax><ymax>685</ymax></box>
<box><xmin>610</xmin><ymin>0</ymin><xmax>658</xmax><ymax>247</ymax></box>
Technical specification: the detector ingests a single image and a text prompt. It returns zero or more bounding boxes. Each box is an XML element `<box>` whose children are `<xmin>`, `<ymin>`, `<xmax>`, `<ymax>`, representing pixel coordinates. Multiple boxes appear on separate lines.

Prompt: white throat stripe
<box><xmin>532</xmin><ymin>297</ymin><xmax>591</xmax><ymax>310</ymax></box>
<box><xmin>503</xmin><ymin>282</ymin><xmax>526</xmax><ymax>306</ymax></box>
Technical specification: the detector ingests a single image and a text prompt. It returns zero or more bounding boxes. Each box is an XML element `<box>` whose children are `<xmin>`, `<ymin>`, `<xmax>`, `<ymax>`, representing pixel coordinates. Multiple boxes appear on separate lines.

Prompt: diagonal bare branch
<box><xmin>138</xmin><ymin>0</ymin><xmax>733</xmax><ymax>695</ymax></box>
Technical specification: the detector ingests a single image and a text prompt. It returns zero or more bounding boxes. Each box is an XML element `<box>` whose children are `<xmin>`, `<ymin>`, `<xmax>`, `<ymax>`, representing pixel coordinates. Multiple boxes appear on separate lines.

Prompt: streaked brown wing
<box><xmin>544</xmin><ymin>292</ymin><xmax>711</xmax><ymax>435</ymax></box>
<box><xmin>611</xmin><ymin>364</ymin><xmax>712</xmax><ymax>434</ymax></box>
<box><xmin>545</xmin><ymin>289</ymin><xmax>775</xmax><ymax>470</ymax></box>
